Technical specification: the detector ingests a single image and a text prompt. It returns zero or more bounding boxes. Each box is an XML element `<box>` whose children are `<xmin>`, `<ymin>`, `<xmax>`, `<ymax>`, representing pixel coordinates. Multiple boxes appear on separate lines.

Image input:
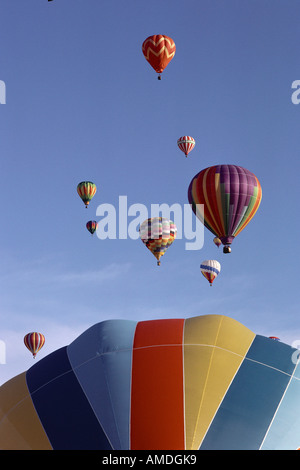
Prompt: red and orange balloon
<box><xmin>142</xmin><ymin>35</ymin><xmax>176</xmax><ymax>79</ymax></box>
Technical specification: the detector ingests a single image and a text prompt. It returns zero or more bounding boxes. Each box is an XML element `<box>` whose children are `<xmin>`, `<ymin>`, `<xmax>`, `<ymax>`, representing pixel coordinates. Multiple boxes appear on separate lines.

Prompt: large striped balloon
<box><xmin>24</xmin><ymin>332</ymin><xmax>45</xmax><ymax>359</ymax></box>
<box><xmin>188</xmin><ymin>165</ymin><xmax>262</xmax><ymax>252</ymax></box>
<box><xmin>177</xmin><ymin>136</ymin><xmax>195</xmax><ymax>157</ymax></box>
<box><xmin>139</xmin><ymin>217</ymin><xmax>177</xmax><ymax>265</ymax></box>
<box><xmin>142</xmin><ymin>35</ymin><xmax>176</xmax><ymax>79</ymax></box>
<box><xmin>2</xmin><ymin>315</ymin><xmax>300</xmax><ymax>450</ymax></box>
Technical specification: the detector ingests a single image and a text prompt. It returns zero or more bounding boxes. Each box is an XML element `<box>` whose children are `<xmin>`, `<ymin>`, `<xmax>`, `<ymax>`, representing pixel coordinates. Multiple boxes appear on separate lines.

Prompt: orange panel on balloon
<box><xmin>130</xmin><ymin>319</ymin><xmax>185</xmax><ymax>450</ymax></box>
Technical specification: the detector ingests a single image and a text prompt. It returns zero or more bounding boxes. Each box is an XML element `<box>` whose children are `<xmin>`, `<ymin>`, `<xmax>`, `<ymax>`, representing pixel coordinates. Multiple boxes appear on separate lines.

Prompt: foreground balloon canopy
<box><xmin>142</xmin><ymin>35</ymin><xmax>176</xmax><ymax>80</ymax></box>
<box><xmin>1</xmin><ymin>314</ymin><xmax>300</xmax><ymax>450</ymax></box>
<box><xmin>139</xmin><ymin>217</ymin><xmax>177</xmax><ymax>265</ymax></box>
<box><xmin>188</xmin><ymin>164</ymin><xmax>262</xmax><ymax>253</ymax></box>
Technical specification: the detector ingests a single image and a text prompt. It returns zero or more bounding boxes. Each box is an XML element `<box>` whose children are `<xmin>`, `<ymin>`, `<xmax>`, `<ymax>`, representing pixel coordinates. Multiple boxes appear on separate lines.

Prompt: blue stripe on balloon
<box><xmin>200</xmin><ymin>335</ymin><xmax>297</xmax><ymax>450</ymax></box>
<box><xmin>67</xmin><ymin>320</ymin><xmax>138</xmax><ymax>450</ymax></box>
<box><xmin>200</xmin><ymin>264</ymin><xmax>220</xmax><ymax>274</ymax></box>
<box><xmin>26</xmin><ymin>346</ymin><xmax>113</xmax><ymax>450</ymax></box>
<box><xmin>260</xmin><ymin>363</ymin><xmax>300</xmax><ymax>450</ymax></box>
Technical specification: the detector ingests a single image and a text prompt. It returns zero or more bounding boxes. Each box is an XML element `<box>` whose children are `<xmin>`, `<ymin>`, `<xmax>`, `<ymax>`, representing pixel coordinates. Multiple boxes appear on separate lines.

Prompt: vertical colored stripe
<box><xmin>202</xmin><ymin>168</ymin><xmax>220</xmax><ymax>235</ymax></box>
<box><xmin>205</xmin><ymin>168</ymin><xmax>222</xmax><ymax>235</ymax></box>
<box><xmin>26</xmin><ymin>346</ymin><xmax>113</xmax><ymax>450</ymax></box>
<box><xmin>0</xmin><ymin>372</ymin><xmax>52</xmax><ymax>450</ymax></box>
<box><xmin>183</xmin><ymin>315</ymin><xmax>255</xmax><ymax>450</ymax></box>
<box><xmin>67</xmin><ymin>320</ymin><xmax>137</xmax><ymax>450</ymax></box>
<box><xmin>200</xmin><ymin>335</ymin><xmax>297</xmax><ymax>450</ymax></box>
<box><xmin>235</xmin><ymin>178</ymin><xmax>262</xmax><ymax>236</ymax></box>
<box><xmin>260</xmin><ymin>369</ymin><xmax>300</xmax><ymax>449</ymax></box>
<box><xmin>214</xmin><ymin>171</ymin><xmax>226</xmax><ymax>235</ymax></box>
<box><xmin>130</xmin><ymin>319</ymin><xmax>185</xmax><ymax>450</ymax></box>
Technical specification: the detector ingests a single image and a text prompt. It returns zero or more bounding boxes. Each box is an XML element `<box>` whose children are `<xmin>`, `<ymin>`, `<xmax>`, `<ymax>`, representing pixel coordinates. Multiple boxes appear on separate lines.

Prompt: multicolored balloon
<box><xmin>77</xmin><ymin>181</ymin><xmax>97</xmax><ymax>208</ymax></box>
<box><xmin>177</xmin><ymin>136</ymin><xmax>195</xmax><ymax>158</ymax></box>
<box><xmin>188</xmin><ymin>165</ymin><xmax>262</xmax><ymax>253</ymax></box>
<box><xmin>139</xmin><ymin>217</ymin><xmax>177</xmax><ymax>265</ymax></box>
<box><xmin>2</xmin><ymin>315</ymin><xmax>300</xmax><ymax>450</ymax></box>
<box><xmin>200</xmin><ymin>260</ymin><xmax>221</xmax><ymax>286</ymax></box>
<box><xmin>86</xmin><ymin>220</ymin><xmax>98</xmax><ymax>235</ymax></box>
<box><xmin>24</xmin><ymin>332</ymin><xmax>45</xmax><ymax>359</ymax></box>
<box><xmin>213</xmin><ymin>237</ymin><xmax>222</xmax><ymax>248</ymax></box>
<box><xmin>142</xmin><ymin>35</ymin><xmax>176</xmax><ymax>79</ymax></box>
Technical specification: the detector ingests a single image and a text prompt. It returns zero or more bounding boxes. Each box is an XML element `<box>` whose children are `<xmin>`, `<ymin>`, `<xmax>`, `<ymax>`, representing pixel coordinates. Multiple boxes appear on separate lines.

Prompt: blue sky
<box><xmin>1</xmin><ymin>0</ymin><xmax>300</xmax><ymax>385</ymax></box>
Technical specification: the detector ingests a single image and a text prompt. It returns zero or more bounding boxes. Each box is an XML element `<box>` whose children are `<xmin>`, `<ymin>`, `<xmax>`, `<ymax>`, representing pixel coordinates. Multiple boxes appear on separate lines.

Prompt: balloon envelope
<box><xmin>139</xmin><ymin>217</ymin><xmax>177</xmax><ymax>265</ymax></box>
<box><xmin>2</xmin><ymin>315</ymin><xmax>300</xmax><ymax>450</ymax></box>
<box><xmin>188</xmin><ymin>165</ymin><xmax>262</xmax><ymax>252</ymax></box>
<box><xmin>200</xmin><ymin>260</ymin><xmax>221</xmax><ymax>286</ymax></box>
<box><xmin>86</xmin><ymin>220</ymin><xmax>98</xmax><ymax>235</ymax></box>
<box><xmin>213</xmin><ymin>237</ymin><xmax>222</xmax><ymax>248</ymax></box>
<box><xmin>142</xmin><ymin>35</ymin><xmax>176</xmax><ymax>78</ymax></box>
<box><xmin>24</xmin><ymin>332</ymin><xmax>45</xmax><ymax>358</ymax></box>
<box><xmin>77</xmin><ymin>181</ymin><xmax>97</xmax><ymax>208</ymax></box>
<box><xmin>177</xmin><ymin>136</ymin><xmax>195</xmax><ymax>157</ymax></box>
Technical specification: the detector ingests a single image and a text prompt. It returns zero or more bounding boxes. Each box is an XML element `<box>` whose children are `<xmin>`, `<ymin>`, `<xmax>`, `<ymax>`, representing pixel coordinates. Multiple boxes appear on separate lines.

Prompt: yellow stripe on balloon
<box><xmin>183</xmin><ymin>315</ymin><xmax>255</xmax><ymax>450</ymax></box>
<box><xmin>0</xmin><ymin>372</ymin><xmax>52</xmax><ymax>449</ymax></box>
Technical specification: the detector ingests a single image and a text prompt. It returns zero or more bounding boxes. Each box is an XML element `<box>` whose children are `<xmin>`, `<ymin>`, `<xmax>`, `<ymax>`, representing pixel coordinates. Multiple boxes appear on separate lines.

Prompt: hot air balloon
<box><xmin>200</xmin><ymin>260</ymin><xmax>221</xmax><ymax>286</ymax></box>
<box><xmin>86</xmin><ymin>220</ymin><xmax>98</xmax><ymax>235</ymax></box>
<box><xmin>269</xmin><ymin>336</ymin><xmax>280</xmax><ymax>341</ymax></box>
<box><xmin>24</xmin><ymin>332</ymin><xmax>45</xmax><ymax>359</ymax></box>
<box><xmin>177</xmin><ymin>136</ymin><xmax>195</xmax><ymax>158</ymax></box>
<box><xmin>188</xmin><ymin>165</ymin><xmax>262</xmax><ymax>253</ymax></box>
<box><xmin>142</xmin><ymin>35</ymin><xmax>176</xmax><ymax>80</ymax></box>
<box><xmin>139</xmin><ymin>217</ymin><xmax>177</xmax><ymax>265</ymax></box>
<box><xmin>77</xmin><ymin>181</ymin><xmax>97</xmax><ymax>208</ymax></box>
<box><xmin>2</xmin><ymin>315</ymin><xmax>300</xmax><ymax>450</ymax></box>
<box><xmin>213</xmin><ymin>237</ymin><xmax>222</xmax><ymax>248</ymax></box>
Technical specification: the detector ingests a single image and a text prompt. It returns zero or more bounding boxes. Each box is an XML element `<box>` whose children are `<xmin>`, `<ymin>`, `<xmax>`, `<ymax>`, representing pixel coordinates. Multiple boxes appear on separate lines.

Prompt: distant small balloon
<box><xmin>213</xmin><ymin>237</ymin><xmax>222</xmax><ymax>248</ymax></box>
<box><xmin>77</xmin><ymin>181</ymin><xmax>97</xmax><ymax>208</ymax></box>
<box><xmin>139</xmin><ymin>217</ymin><xmax>177</xmax><ymax>266</ymax></box>
<box><xmin>142</xmin><ymin>35</ymin><xmax>176</xmax><ymax>80</ymax></box>
<box><xmin>200</xmin><ymin>260</ymin><xmax>221</xmax><ymax>286</ymax></box>
<box><xmin>177</xmin><ymin>136</ymin><xmax>195</xmax><ymax>158</ymax></box>
<box><xmin>24</xmin><ymin>332</ymin><xmax>45</xmax><ymax>359</ymax></box>
<box><xmin>86</xmin><ymin>220</ymin><xmax>98</xmax><ymax>235</ymax></box>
